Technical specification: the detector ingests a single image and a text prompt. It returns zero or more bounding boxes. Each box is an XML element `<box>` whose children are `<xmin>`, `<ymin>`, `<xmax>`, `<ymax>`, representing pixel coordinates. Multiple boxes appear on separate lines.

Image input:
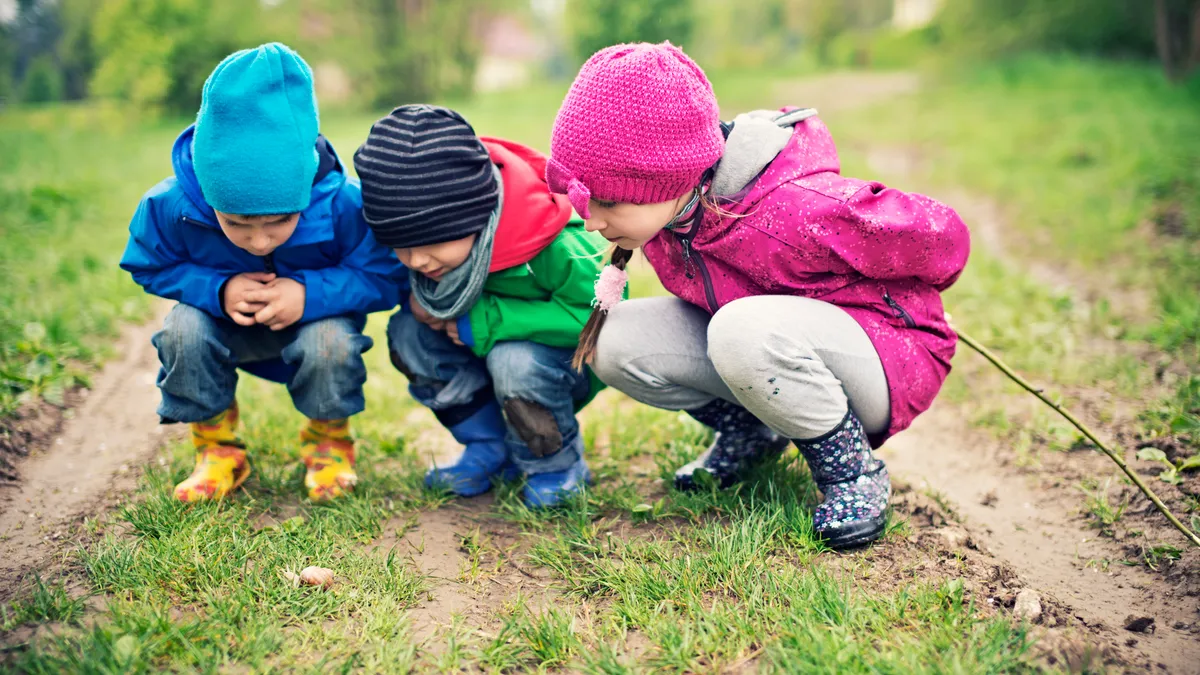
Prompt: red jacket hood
<box><xmin>482</xmin><ymin>138</ymin><xmax>573</xmax><ymax>272</ymax></box>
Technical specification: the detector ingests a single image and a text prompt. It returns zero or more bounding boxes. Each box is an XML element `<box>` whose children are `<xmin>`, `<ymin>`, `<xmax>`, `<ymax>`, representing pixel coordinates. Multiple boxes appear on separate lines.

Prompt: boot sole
<box><xmin>817</xmin><ymin>516</ymin><xmax>886</xmax><ymax>550</ymax></box>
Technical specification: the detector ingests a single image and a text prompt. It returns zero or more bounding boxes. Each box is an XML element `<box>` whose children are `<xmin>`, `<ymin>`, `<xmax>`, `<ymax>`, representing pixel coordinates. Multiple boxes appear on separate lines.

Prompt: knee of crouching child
<box><xmin>502</xmin><ymin>398</ymin><xmax>563</xmax><ymax>458</ymax></box>
<box><xmin>155</xmin><ymin>304</ymin><xmax>215</xmax><ymax>357</ymax></box>
<box><xmin>299</xmin><ymin>319</ymin><xmax>367</xmax><ymax>367</ymax></box>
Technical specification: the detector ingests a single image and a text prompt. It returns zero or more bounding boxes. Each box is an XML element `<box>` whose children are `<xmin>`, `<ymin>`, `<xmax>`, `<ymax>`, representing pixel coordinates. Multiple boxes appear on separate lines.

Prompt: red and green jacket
<box><xmin>453</xmin><ymin>138</ymin><xmax>615</xmax><ymax>405</ymax></box>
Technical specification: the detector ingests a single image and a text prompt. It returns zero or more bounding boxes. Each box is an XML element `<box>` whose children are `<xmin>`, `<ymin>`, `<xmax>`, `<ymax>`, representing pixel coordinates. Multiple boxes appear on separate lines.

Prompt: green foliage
<box><xmin>934</xmin><ymin>0</ymin><xmax>1157</xmax><ymax>58</ymax></box>
<box><xmin>360</xmin><ymin>0</ymin><xmax>490</xmax><ymax>106</ymax></box>
<box><xmin>566</xmin><ymin>0</ymin><xmax>696</xmax><ymax>62</ymax></box>
<box><xmin>89</xmin><ymin>0</ymin><xmax>274</xmax><ymax>114</ymax></box>
<box><xmin>20</xmin><ymin>55</ymin><xmax>64</xmax><ymax>103</ymax></box>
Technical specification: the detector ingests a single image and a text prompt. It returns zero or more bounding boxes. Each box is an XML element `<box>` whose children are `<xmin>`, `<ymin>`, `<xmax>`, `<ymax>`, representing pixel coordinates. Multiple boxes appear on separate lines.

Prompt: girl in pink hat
<box><xmin>547</xmin><ymin>42</ymin><xmax>970</xmax><ymax>549</ymax></box>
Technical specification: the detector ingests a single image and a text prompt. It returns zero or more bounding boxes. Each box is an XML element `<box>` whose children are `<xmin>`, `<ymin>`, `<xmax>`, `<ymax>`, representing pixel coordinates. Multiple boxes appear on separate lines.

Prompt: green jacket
<box><xmin>463</xmin><ymin>220</ymin><xmax>616</xmax><ymax>406</ymax></box>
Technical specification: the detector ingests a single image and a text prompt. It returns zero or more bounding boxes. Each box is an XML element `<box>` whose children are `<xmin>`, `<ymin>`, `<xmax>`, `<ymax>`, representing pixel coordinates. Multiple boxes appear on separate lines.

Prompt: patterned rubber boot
<box><xmin>795</xmin><ymin>410</ymin><xmax>891</xmax><ymax>549</ymax></box>
<box><xmin>674</xmin><ymin>399</ymin><xmax>791</xmax><ymax>491</ymax></box>
<box><xmin>301</xmin><ymin>418</ymin><xmax>358</xmax><ymax>501</ymax></box>
<box><xmin>175</xmin><ymin>402</ymin><xmax>250</xmax><ymax>502</ymax></box>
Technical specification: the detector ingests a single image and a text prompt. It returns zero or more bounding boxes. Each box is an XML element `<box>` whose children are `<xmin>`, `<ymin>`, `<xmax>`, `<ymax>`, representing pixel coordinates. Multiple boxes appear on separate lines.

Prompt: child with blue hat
<box><xmin>120</xmin><ymin>43</ymin><xmax>407</xmax><ymax>502</ymax></box>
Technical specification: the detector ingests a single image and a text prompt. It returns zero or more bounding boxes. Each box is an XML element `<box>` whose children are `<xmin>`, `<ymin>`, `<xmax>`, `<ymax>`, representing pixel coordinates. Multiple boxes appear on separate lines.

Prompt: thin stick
<box><xmin>953</xmin><ymin>326</ymin><xmax>1200</xmax><ymax>548</ymax></box>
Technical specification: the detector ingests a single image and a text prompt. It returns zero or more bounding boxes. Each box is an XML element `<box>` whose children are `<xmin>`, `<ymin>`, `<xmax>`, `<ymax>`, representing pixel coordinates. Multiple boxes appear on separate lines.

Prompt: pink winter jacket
<box><xmin>642</xmin><ymin>116</ymin><xmax>970</xmax><ymax>445</ymax></box>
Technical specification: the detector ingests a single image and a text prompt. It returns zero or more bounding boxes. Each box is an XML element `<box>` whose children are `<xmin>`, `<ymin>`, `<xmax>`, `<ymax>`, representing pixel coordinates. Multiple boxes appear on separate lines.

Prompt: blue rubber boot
<box><xmin>522</xmin><ymin>438</ymin><xmax>591</xmax><ymax>508</ymax></box>
<box><xmin>425</xmin><ymin>400</ymin><xmax>518</xmax><ymax>497</ymax></box>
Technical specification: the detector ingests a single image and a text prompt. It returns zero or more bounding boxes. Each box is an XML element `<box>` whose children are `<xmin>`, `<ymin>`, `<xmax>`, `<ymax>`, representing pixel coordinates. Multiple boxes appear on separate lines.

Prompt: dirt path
<box><xmin>886</xmin><ymin>415</ymin><xmax>1199</xmax><ymax>672</ymax></box>
<box><xmin>0</xmin><ymin>304</ymin><xmax>178</xmax><ymax>600</ymax></box>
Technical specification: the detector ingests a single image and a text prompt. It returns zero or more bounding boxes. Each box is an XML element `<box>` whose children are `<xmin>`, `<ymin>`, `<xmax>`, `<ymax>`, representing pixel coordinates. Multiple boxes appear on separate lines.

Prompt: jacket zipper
<box><xmin>673</xmin><ymin>210</ymin><xmax>719</xmax><ymax>314</ymax></box>
<box><xmin>883</xmin><ymin>290</ymin><xmax>916</xmax><ymax>328</ymax></box>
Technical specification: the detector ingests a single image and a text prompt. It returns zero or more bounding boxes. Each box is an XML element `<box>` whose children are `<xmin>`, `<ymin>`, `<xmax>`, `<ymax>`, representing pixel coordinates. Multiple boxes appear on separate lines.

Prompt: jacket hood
<box><xmin>482</xmin><ymin>137</ymin><xmax>573</xmax><ymax>272</ymax></box>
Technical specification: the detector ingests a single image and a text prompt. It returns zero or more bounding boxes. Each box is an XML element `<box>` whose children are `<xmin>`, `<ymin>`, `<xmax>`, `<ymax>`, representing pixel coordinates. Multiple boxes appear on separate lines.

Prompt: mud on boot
<box><xmin>301</xmin><ymin>418</ymin><xmax>358</xmax><ymax>502</ymax></box>
<box><xmin>426</xmin><ymin>400</ymin><xmax>518</xmax><ymax>497</ymax></box>
<box><xmin>176</xmin><ymin>402</ymin><xmax>250</xmax><ymax>502</ymax></box>
<box><xmin>674</xmin><ymin>399</ymin><xmax>791</xmax><ymax>491</ymax></box>
<box><xmin>795</xmin><ymin>410</ymin><xmax>890</xmax><ymax>549</ymax></box>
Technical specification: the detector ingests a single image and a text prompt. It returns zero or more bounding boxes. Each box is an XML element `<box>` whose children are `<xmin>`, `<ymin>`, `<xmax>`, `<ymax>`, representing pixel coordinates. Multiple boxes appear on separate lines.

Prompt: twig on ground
<box><xmin>954</xmin><ymin>326</ymin><xmax>1200</xmax><ymax>548</ymax></box>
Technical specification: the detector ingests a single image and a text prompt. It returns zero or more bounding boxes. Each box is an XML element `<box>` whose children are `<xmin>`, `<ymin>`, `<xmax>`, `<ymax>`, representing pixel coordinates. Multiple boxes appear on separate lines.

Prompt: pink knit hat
<box><xmin>546</xmin><ymin>42</ymin><xmax>724</xmax><ymax>219</ymax></box>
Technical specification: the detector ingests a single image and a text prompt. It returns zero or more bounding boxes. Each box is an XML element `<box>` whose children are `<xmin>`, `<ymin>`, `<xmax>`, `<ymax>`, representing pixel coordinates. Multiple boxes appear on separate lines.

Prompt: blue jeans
<box><xmin>153</xmin><ymin>303</ymin><xmax>374</xmax><ymax>423</ymax></box>
<box><xmin>386</xmin><ymin>310</ymin><xmax>590</xmax><ymax>474</ymax></box>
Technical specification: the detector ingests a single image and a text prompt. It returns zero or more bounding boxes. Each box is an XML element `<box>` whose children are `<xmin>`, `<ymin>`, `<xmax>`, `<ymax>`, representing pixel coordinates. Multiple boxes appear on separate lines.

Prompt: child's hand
<box><xmin>445</xmin><ymin>321</ymin><xmax>464</xmax><ymax>346</ymax></box>
<box><xmin>408</xmin><ymin>292</ymin><xmax>446</xmax><ymax>331</ymax></box>
<box><xmin>245</xmin><ymin>277</ymin><xmax>306</xmax><ymax>331</ymax></box>
<box><xmin>223</xmin><ymin>272</ymin><xmax>276</xmax><ymax>326</ymax></box>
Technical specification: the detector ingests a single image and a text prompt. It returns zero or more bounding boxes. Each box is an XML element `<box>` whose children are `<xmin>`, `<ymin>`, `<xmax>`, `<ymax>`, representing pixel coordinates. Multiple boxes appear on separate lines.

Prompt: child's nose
<box><xmin>584</xmin><ymin>218</ymin><xmax>605</xmax><ymax>233</ymax></box>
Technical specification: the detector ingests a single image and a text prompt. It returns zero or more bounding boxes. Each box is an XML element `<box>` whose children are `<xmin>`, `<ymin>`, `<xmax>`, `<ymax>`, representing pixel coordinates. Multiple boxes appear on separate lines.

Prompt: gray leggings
<box><xmin>591</xmin><ymin>296</ymin><xmax>891</xmax><ymax>440</ymax></box>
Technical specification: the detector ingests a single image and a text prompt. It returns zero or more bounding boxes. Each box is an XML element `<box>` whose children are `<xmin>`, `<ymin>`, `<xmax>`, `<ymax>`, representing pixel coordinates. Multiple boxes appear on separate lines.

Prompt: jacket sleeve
<box><xmin>296</xmin><ymin>195</ymin><xmax>408</xmax><ymax>321</ymax></box>
<box><xmin>824</xmin><ymin>183</ymin><xmax>971</xmax><ymax>290</ymax></box>
<box><xmin>119</xmin><ymin>189</ymin><xmax>232</xmax><ymax>318</ymax></box>
<box><xmin>464</xmin><ymin>228</ymin><xmax>606</xmax><ymax>357</ymax></box>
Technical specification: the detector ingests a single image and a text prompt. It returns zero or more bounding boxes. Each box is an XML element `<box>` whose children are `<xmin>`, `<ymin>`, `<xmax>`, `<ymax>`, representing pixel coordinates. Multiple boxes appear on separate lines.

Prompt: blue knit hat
<box><xmin>193</xmin><ymin>43</ymin><xmax>319</xmax><ymax>216</ymax></box>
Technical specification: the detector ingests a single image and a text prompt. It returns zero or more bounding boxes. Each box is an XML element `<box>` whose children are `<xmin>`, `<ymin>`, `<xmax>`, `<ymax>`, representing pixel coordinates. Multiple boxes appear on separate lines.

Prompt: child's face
<box><xmin>393</xmin><ymin>234</ymin><xmax>477</xmax><ymax>280</ymax></box>
<box><xmin>215</xmin><ymin>211</ymin><xmax>300</xmax><ymax>257</ymax></box>
<box><xmin>584</xmin><ymin>194</ymin><xmax>691</xmax><ymax>249</ymax></box>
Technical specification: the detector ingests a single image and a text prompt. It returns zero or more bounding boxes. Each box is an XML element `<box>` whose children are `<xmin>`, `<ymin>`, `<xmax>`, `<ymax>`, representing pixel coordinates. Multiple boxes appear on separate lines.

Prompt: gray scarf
<box><xmin>411</xmin><ymin>165</ymin><xmax>503</xmax><ymax>320</ymax></box>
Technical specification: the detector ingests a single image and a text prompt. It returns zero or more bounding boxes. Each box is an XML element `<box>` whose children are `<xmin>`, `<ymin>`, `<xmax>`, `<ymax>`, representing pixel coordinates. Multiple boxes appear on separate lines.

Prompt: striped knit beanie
<box><xmin>354</xmin><ymin>105</ymin><xmax>498</xmax><ymax>248</ymax></box>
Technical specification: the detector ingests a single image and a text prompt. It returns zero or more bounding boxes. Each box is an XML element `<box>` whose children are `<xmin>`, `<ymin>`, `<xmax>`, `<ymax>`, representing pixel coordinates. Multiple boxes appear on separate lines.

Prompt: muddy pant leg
<box><xmin>386</xmin><ymin>310</ymin><xmax>492</xmax><ymax>424</ymax></box>
<box><xmin>705</xmin><ymin>295</ymin><xmax>890</xmax><ymax>439</ymax></box>
<box><xmin>153</xmin><ymin>303</ymin><xmax>245</xmax><ymax>423</ymax></box>
<box><xmin>281</xmin><ymin>316</ymin><xmax>374</xmax><ymax>420</ymax></box>
<box><xmin>591</xmin><ymin>297</ymin><xmax>737</xmax><ymax>412</ymax></box>
<box><xmin>487</xmin><ymin>341</ymin><xmax>591</xmax><ymax>475</ymax></box>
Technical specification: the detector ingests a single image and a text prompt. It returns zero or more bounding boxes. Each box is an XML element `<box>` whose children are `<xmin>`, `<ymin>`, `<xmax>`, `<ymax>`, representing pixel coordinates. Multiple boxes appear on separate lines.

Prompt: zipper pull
<box><xmin>680</xmin><ymin>237</ymin><xmax>696</xmax><ymax>280</ymax></box>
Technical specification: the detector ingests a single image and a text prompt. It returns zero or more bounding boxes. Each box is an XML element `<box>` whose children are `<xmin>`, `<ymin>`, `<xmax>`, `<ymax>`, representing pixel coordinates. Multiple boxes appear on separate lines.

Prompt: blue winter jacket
<box><xmin>120</xmin><ymin>126</ymin><xmax>407</xmax><ymax>323</ymax></box>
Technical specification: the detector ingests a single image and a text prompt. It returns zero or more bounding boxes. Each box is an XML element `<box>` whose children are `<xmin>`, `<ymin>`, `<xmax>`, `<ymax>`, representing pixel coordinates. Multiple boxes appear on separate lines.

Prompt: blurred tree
<box><xmin>934</xmin><ymin>0</ymin><xmax>1156</xmax><ymax>59</ymax></box>
<box><xmin>57</xmin><ymin>0</ymin><xmax>100</xmax><ymax>100</ymax></box>
<box><xmin>89</xmin><ymin>0</ymin><xmax>270</xmax><ymax>113</ymax></box>
<box><xmin>1</xmin><ymin>0</ymin><xmax>99</xmax><ymax>102</ymax></box>
<box><xmin>566</xmin><ymin>0</ymin><xmax>695</xmax><ymax>61</ymax></box>
<box><xmin>0</xmin><ymin>21</ymin><xmax>13</xmax><ymax>102</ymax></box>
<box><xmin>20</xmin><ymin>54</ymin><xmax>63</xmax><ymax>102</ymax></box>
<box><xmin>1155</xmin><ymin>0</ymin><xmax>1200</xmax><ymax>81</ymax></box>
<box><xmin>360</xmin><ymin>0</ymin><xmax>491</xmax><ymax>105</ymax></box>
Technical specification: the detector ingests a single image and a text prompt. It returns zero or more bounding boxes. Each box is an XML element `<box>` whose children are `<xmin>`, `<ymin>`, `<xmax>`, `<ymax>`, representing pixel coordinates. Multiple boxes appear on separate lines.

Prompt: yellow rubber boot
<box><xmin>301</xmin><ymin>418</ymin><xmax>357</xmax><ymax>501</ymax></box>
<box><xmin>174</xmin><ymin>402</ymin><xmax>250</xmax><ymax>502</ymax></box>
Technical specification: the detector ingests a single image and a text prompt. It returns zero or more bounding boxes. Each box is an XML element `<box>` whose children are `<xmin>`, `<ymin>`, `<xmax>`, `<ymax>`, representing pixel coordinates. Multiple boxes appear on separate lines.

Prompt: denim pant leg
<box><xmin>386</xmin><ymin>310</ymin><xmax>492</xmax><ymax>422</ymax></box>
<box><xmin>279</xmin><ymin>316</ymin><xmax>374</xmax><ymax>420</ymax></box>
<box><xmin>487</xmin><ymin>341</ymin><xmax>591</xmax><ymax>475</ymax></box>
<box><xmin>153</xmin><ymin>304</ymin><xmax>242</xmax><ymax>423</ymax></box>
